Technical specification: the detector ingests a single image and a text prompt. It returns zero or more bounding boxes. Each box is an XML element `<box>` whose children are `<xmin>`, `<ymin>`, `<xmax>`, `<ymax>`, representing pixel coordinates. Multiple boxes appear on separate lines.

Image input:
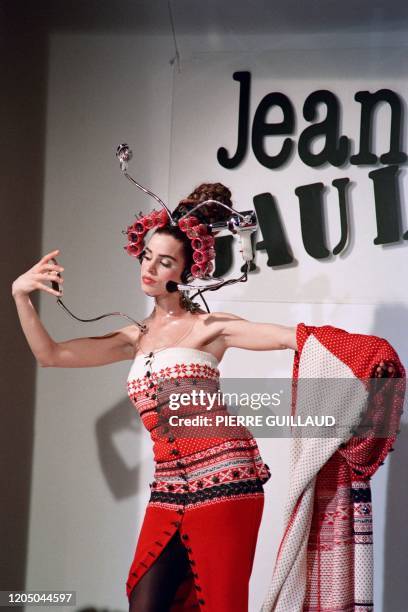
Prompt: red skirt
<box><xmin>126</xmin><ymin>492</ymin><xmax>265</xmax><ymax>611</ymax></box>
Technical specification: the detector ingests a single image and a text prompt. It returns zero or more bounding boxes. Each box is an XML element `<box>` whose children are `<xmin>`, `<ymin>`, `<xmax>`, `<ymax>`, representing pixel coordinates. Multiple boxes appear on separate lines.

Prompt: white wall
<box><xmin>25</xmin><ymin>18</ymin><xmax>408</xmax><ymax>612</ymax></box>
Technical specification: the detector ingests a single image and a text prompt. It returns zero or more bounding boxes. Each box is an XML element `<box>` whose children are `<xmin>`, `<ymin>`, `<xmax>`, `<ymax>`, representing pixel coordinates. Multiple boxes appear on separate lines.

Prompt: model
<box><xmin>12</xmin><ymin>182</ymin><xmax>299</xmax><ymax>612</ymax></box>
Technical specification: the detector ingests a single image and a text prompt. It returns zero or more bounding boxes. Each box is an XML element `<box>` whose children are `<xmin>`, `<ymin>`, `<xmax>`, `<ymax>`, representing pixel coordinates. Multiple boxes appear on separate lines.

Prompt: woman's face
<box><xmin>140</xmin><ymin>232</ymin><xmax>186</xmax><ymax>296</ymax></box>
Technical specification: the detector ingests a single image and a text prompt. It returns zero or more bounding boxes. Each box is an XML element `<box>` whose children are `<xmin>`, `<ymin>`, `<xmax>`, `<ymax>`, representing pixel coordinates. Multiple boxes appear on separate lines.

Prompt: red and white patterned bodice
<box><xmin>127</xmin><ymin>347</ymin><xmax>220</xmax><ymax>400</ymax></box>
<box><xmin>126</xmin><ymin>347</ymin><xmax>271</xmax><ymax>507</ymax></box>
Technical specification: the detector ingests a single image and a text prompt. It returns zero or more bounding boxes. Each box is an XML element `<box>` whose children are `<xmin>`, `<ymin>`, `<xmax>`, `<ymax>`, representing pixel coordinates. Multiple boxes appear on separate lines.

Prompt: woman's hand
<box><xmin>12</xmin><ymin>249</ymin><xmax>64</xmax><ymax>299</ymax></box>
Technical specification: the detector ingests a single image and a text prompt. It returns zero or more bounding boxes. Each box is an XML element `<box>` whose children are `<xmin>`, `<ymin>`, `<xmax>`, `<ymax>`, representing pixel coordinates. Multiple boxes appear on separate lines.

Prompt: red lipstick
<box><xmin>142</xmin><ymin>276</ymin><xmax>156</xmax><ymax>285</ymax></box>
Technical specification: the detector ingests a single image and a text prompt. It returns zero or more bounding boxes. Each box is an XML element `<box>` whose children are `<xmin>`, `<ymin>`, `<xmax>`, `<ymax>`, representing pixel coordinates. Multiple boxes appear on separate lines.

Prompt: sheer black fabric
<box><xmin>129</xmin><ymin>530</ymin><xmax>191</xmax><ymax>612</ymax></box>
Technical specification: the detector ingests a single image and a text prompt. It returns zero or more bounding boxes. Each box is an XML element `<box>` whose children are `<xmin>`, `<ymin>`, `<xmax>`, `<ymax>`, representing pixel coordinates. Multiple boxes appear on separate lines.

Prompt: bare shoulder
<box><xmin>196</xmin><ymin>310</ymin><xmax>245</xmax><ymax>321</ymax></box>
<box><xmin>194</xmin><ymin>310</ymin><xmax>246</xmax><ymax>330</ymax></box>
<box><xmin>110</xmin><ymin>323</ymin><xmax>143</xmax><ymax>357</ymax></box>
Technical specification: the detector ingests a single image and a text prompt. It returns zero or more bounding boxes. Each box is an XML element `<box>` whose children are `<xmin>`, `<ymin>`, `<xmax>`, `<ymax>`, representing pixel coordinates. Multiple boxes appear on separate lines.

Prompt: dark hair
<box><xmin>175</xmin><ymin>182</ymin><xmax>233</xmax><ymax>224</ymax></box>
<box><xmin>138</xmin><ymin>182</ymin><xmax>233</xmax><ymax>283</ymax></box>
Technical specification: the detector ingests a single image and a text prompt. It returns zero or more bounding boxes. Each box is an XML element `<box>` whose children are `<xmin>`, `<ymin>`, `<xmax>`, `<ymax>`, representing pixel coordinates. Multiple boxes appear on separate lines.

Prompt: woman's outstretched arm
<box><xmin>207</xmin><ymin>312</ymin><xmax>297</xmax><ymax>352</ymax></box>
<box><xmin>12</xmin><ymin>249</ymin><xmax>137</xmax><ymax>367</ymax></box>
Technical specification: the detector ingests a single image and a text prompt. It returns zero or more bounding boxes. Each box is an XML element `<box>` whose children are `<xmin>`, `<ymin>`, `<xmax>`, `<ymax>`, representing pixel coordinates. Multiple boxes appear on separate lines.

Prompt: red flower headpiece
<box><xmin>123</xmin><ymin>208</ymin><xmax>215</xmax><ymax>279</ymax></box>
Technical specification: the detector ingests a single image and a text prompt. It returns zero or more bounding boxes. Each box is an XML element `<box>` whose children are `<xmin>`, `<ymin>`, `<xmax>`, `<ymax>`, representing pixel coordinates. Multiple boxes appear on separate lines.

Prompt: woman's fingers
<box><xmin>37</xmin><ymin>250</ymin><xmax>61</xmax><ymax>270</ymax></box>
<box><xmin>40</xmin><ymin>269</ymin><xmax>64</xmax><ymax>280</ymax></box>
<box><xmin>41</xmin><ymin>263</ymin><xmax>64</xmax><ymax>272</ymax></box>
<box><xmin>34</xmin><ymin>270</ymin><xmax>63</xmax><ymax>279</ymax></box>
<box><xmin>36</xmin><ymin>281</ymin><xmax>63</xmax><ymax>296</ymax></box>
<box><xmin>35</xmin><ymin>272</ymin><xmax>64</xmax><ymax>282</ymax></box>
<box><xmin>41</xmin><ymin>249</ymin><xmax>60</xmax><ymax>264</ymax></box>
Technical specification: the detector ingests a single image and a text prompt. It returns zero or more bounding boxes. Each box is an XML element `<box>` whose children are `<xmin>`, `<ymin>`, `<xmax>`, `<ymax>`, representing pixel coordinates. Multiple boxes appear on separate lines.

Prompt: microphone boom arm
<box><xmin>51</xmin><ymin>142</ymin><xmax>259</xmax><ymax>330</ymax></box>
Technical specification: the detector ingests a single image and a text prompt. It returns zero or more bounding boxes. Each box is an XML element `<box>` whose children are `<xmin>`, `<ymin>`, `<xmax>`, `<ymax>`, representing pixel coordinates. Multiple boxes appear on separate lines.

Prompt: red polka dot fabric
<box><xmin>261</xmin><ymin>323</ymin><xmax>406</xmax><ymax>612</ymax></box>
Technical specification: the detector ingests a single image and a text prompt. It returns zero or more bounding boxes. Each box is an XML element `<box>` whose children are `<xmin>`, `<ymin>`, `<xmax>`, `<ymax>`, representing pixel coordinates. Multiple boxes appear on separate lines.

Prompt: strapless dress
<box><xmin>125</xmin><ymin>347</ymin><xmax>271</xmax><ymax>611</ymax></box>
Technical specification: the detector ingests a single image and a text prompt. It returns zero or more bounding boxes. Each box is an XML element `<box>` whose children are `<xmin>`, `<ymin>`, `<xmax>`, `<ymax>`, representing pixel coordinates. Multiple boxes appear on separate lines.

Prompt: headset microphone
<box><xmin>166</xmin><ymin>280</ymin><xmax>179</xmax><ymax>293</ymax></box>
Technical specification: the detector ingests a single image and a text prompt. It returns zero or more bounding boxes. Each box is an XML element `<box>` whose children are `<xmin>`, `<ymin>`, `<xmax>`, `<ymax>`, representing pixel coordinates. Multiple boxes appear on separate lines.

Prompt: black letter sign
<box><xmin>298</xmin><ymin>90</ymin><xmax>349</xmax><ymax>167</ymax></box>
<box><xmin>217</xmin><ymin>72</ymin><xmax>251</xmax><ymax>169</ymax></box>
<box><xmin>252</xmin><ymin>93</ymin><xmax>295</xmax><ymax>169</ymax></box>
<box><xmin>350</xmin><ymin>90</ymin><xmax>407</xmax><ymax>165</ymax></box>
